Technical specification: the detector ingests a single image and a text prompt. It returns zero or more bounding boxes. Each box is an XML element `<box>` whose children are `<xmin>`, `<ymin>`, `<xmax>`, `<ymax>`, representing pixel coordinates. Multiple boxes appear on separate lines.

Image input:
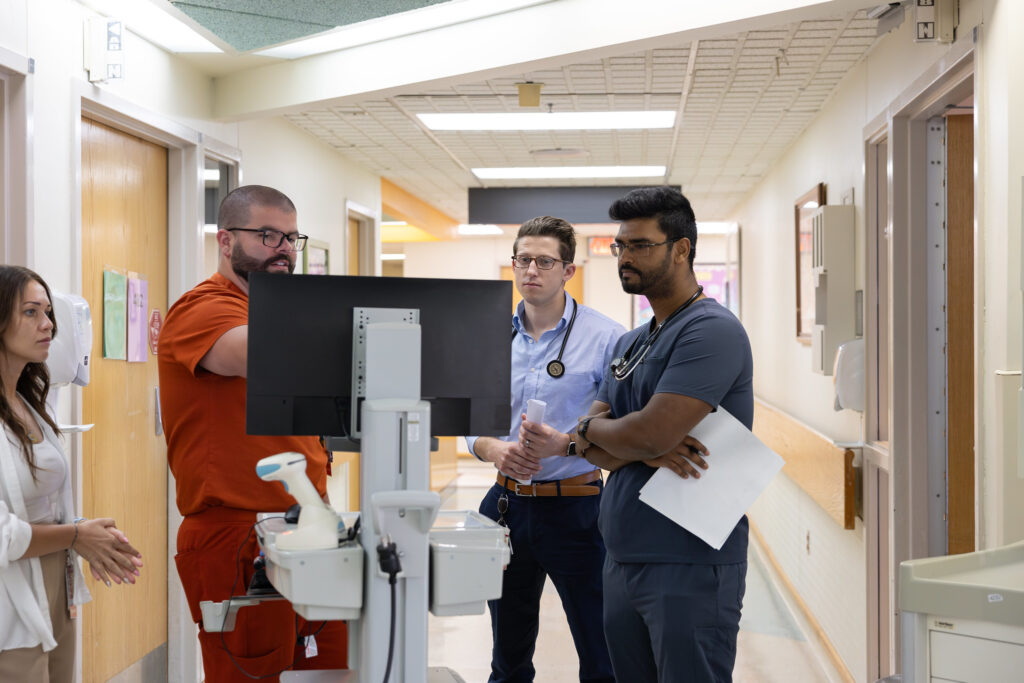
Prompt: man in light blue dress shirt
<box><xmin>467</xmin><ymin>216</ymin><xmax>624</xmax><ymax>683</ymax></box>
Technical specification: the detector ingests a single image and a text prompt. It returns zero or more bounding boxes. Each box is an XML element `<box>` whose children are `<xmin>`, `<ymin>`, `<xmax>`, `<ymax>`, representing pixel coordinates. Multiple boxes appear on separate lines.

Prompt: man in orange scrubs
<box><xmin>158</xmin><ymin>185</ymin><xmax>347</xmax><ymax>682</ymax></box>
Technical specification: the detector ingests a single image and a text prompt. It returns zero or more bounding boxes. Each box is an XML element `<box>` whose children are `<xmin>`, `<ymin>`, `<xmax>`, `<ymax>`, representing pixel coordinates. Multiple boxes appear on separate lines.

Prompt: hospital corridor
<box><xmin>2</xmin><ymin>0</ymin><xmax>1024</xmax><ymax>682</ymax></box>
<box><xmin>428</xmin><ymin>459</ymin><xmax>844</xmax><ymax>682</ymax></box>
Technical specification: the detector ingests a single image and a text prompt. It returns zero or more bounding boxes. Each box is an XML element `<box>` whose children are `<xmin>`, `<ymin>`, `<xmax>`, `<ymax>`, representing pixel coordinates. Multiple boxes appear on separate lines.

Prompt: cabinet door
<box><xmin>930</xmin><ymin>630</ymin><xmax>1024</xmax><ymax>682</ymax></box>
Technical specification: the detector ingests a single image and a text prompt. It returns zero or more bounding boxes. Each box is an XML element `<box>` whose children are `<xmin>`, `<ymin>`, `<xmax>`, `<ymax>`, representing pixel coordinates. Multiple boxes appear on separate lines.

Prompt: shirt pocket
<box><xmin>544</xmin><ymin>371</ymin><xmax>599</xmax><ymax>428</ymax></box>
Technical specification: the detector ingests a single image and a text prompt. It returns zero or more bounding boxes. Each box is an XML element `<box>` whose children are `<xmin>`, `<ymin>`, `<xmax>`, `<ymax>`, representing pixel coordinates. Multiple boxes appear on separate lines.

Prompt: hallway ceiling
<box><xmin>281</xmin><ymin>9</ymin><xmax>880</xmax><ymax>221</ymax></box>
<box><xmin>163</xmin><ymin>2</ymin><xmax>883</xmax><ymax>223</ymax></box>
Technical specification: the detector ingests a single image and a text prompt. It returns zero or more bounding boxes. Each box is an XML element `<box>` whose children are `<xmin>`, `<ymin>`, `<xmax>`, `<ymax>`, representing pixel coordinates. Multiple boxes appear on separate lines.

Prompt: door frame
<box><xmin>0</xmin><ymin>46</ymin><xmax>32</xmax><ymax>267</ymax></box>
<box><xmin>346</xmin><ymin>198</ymin><xmax>380</xmax><ymax>275</ymax></box>
<box><xmin>863</xmin><ymin>123</ymin><xmax>892</xmax><ymax>679</ymax></box>
<box><xmin>72</xmin><ymin>82</ymin><xmax>239</xmax><ymax>683</ymax></box>
<box><xmin>863</xmin><ymin>37</ymin><xmax>976</xmax><ymax>676</ymax></box>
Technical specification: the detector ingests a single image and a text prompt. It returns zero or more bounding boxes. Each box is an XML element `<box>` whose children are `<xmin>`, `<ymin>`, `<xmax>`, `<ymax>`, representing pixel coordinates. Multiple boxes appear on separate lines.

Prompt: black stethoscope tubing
<box><xmin>510</xmin><ymin>298</ymin><xmax>579</xmax><ymax>378</ymax></box>
<box><xmin>610</xmin><ymin>285</ymin><xmax>703</xmax><ymax>381</ymax></box>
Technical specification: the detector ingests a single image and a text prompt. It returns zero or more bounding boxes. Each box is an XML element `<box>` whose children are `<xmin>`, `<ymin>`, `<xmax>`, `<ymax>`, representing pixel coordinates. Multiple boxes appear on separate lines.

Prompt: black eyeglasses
<box><xmin>511</xmin><ymin>255</ymin><xmax>570</xmax><ymax>270</ymax></box>
<box><xmin>609</xmin><ymin>239</ymin><xmax>678</xmax><ymax>258</ymax></box>
<box><xmin>226</xmin><ymin>227</ymin><xmax>308</xmax><ymax>252</ymax></box>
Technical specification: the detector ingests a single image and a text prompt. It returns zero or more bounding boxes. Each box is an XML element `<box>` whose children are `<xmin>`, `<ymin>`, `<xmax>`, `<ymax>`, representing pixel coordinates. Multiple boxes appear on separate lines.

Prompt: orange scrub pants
<box><xmin>175</xmin><ymin>507</ymin><xmax>348</xmax><ymax>682</ymax></box>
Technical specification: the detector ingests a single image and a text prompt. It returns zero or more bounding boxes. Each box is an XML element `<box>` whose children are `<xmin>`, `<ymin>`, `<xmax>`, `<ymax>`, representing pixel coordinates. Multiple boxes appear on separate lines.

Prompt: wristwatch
<box><xmin>578</xmin><ymin>415</ymin><xmax>595</xmax><ymax>442</ymax></box>
<box><xmin>566</xmin><ymin>439</ymin><xmax>578</xmax><ymax>457</ymax></box>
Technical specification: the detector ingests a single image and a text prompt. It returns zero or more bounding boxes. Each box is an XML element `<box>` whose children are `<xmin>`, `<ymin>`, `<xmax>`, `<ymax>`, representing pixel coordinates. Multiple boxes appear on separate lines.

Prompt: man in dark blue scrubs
<box><xmin>573</xmin><ymin>186</ymin><xmax>754</xmax><ymax>683</ymax></box>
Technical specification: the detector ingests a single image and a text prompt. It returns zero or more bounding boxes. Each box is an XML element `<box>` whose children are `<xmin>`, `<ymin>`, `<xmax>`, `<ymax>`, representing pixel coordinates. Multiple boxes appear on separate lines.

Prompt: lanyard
<box><xmin>510</xmin><ymin>298</ymin><xmax>579</xmax><ymax>378</ymax></box>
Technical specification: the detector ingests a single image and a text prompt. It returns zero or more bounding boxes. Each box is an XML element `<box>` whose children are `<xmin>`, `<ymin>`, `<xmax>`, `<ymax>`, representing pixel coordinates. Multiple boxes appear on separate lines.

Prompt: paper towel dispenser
<box><xmin>833</xmin><ymin>337</ymin><xmax>865</xmax><ymax>412</ymax></box>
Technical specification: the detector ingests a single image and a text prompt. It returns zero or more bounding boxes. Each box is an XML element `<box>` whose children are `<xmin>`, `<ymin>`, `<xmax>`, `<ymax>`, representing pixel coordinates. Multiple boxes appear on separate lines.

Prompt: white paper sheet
<box><xmin>638</xmin><ymin>406</ymin><xmax>784</xmax><ymax>550</ymax></box>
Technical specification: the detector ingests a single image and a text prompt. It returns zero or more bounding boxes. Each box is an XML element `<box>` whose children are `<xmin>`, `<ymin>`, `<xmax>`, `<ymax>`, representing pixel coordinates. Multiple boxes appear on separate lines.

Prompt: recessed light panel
<box><xmin>472</xmin><ymin>166</ymin><xmax>666</xmax><ymax>180</ymax></box>
<box><xmin>419</xmin><ymin>111</ymin><xmax>675</xmax><ymax>131</ymax></box>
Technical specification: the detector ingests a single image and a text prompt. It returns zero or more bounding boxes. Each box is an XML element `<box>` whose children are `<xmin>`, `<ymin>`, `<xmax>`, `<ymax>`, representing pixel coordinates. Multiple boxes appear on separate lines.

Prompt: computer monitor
<box><xmin>246</xmin><ymin>273</ymin><xmax>512</xmax><ymax>438</ymax></box>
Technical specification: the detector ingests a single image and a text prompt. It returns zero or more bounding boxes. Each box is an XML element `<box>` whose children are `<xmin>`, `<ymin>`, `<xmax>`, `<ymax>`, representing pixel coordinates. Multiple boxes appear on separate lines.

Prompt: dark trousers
<box><xmin>603</xmin><ymin>557</ymin><xmax>746</xmax><ymax>683</ymax></box>
<box><xmin>479</xmin><ymin>482</ymin><xmax>615</xmax><ymax>683</ymax></box>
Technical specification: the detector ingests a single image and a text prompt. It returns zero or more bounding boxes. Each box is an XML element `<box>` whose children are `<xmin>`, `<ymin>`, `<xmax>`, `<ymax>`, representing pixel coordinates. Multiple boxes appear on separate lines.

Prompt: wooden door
<box><xmin>81</xmin><ymin>117</ymin><xmax>168</xmax><ymax>681</ymax></box>
<box><xmin>500</xmin><ymin>265</ymin><xmax>584</xmax><ymax>313</ymax></box>
<box><xmin>945</xmin><ymin>112</ymin><xmax>974</xmax><ymax>554</ymax></box>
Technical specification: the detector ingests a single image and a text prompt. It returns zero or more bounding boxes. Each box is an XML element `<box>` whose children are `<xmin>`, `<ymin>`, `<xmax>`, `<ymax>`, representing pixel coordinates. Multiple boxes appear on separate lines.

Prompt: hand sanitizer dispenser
<box><xmin>46</xmin><ymin>292</ymin><xmax>94</xmax><ymax>430</ymax></box>
<box><xmin>48</xmin><ymin>292</ymin><xmax>92</xmax><ymax>387</ymax></box>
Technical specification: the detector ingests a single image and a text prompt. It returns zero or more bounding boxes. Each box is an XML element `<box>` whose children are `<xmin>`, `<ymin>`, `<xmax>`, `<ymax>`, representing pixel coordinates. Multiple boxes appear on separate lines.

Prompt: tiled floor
<box><xmin>428</xmin><ymin>459</ymin><xmax>844</xmax><ymax>682</ymax></box>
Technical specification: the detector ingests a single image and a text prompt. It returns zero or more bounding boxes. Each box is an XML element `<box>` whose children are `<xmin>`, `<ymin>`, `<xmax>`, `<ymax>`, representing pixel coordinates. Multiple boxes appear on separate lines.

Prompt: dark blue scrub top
<box><xmin>596</xmin><ymin>298</ymin><xmax>754</xmax><ymax>565</ymax></box>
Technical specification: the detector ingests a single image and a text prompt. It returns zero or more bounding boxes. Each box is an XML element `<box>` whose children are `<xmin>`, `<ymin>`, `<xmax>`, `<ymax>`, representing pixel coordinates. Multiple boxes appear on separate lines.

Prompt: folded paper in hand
<box><xmin>638</xmin><ymin>406</ymin><xmax>783</xmax><ymax>550</ymax></box>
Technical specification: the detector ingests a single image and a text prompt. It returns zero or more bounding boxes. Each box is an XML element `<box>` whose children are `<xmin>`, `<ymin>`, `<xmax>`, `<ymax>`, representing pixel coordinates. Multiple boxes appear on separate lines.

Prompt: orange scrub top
<box><xmin>158</xmin><ymin>272</ymin><xmax>330</xmax><ymax>516</ymax></box>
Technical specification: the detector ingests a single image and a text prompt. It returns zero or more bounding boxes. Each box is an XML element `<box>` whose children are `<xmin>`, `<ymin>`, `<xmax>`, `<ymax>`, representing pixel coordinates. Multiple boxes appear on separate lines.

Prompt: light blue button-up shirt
<box><xmin>467</xmin><ymin>290</ymin><xmax>625</xmax><ymax>481</ymax></box>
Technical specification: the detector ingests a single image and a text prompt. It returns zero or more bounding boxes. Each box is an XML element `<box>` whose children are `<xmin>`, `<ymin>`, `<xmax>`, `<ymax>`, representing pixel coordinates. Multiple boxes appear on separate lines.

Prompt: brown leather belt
<box><xmin>497</xmin><ymin>469</ymin><xmax>602</xmax><ymax>497</ymax></box>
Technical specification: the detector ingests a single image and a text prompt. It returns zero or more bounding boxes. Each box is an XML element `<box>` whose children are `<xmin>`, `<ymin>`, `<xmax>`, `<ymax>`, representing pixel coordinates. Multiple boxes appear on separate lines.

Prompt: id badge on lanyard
<box><xmin>65</xmin><ymin>550</ymin><xmax>78</xmax><ymax>619</ymax></box>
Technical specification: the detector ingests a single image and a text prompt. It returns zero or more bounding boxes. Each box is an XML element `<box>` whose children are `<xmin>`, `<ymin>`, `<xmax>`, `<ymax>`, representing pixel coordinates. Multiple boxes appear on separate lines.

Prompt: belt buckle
<box><xmin>514</xmin><ymin>481</ymin><xmax>535</xmax><ymax>497</ymax></box>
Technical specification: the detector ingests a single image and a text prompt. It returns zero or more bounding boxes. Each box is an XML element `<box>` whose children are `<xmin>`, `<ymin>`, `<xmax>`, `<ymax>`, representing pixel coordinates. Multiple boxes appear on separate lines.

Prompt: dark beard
<box><xmin>618</xmin><ymin>250</ymin><xmax>673</xmax><ymax>296</ymax></box>
<box><xmin>230</xmin><ymin>242</ymin><xmax>294</xmax><ymax>282</ymax></box>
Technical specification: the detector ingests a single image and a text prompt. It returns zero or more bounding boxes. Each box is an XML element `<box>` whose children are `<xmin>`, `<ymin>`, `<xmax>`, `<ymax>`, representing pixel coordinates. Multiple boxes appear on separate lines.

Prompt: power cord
<box><xmin>376</xmin><ymin>535</ymin><xmax>402</xmax><ymax>683</ymax></box>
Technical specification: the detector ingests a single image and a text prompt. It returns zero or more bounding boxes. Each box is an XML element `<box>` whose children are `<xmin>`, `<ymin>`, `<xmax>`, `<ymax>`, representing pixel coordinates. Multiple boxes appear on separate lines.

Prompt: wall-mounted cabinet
<box><xmin>810</xmin><ymin>205</ymin><xmax>856</xmax><ymax>375</ymax></box>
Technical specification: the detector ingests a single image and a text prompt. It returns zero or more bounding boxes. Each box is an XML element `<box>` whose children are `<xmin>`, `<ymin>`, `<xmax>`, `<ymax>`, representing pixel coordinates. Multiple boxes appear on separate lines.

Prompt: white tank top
<box><xmin>4</xmin><ymin>426</ymin><xmax>66</xmax><ymax>523</ymax></box>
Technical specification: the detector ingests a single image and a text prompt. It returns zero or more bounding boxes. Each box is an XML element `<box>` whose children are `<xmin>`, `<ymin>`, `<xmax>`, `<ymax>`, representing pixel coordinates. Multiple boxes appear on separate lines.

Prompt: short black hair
<box><xmin>513</xmin><ymin>216</ymin><xmax>576</xmax><ymax>262</ymax></box>
<box><xmin>609</xmin><ymin>186</ymin><xmax>697</xmax><ymax>267</ymax></box>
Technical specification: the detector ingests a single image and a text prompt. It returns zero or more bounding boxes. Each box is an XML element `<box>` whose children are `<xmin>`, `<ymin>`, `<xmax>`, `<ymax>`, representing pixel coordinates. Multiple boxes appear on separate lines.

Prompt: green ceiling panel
<box><xmin>172</xmin><ymin>0</ymin><xmax>452</xmax><ymax>52</ymax></box>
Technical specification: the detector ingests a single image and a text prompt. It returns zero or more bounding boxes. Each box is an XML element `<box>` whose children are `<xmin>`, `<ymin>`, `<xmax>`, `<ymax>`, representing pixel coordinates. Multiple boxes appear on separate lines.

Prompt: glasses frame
<box><xmin>226</xmin><ymin>227</ymin><xmax>309</xmax><ymax>252</ymax></box>
<box><xmin>510</xmin><ymin>255</ymin><xmax>571</xmax><ymax>270</ymax></box>
<box><xmin>609</xmin><ymin>238</ymin><xmax>679</xmax><ymax>258</ymax></box>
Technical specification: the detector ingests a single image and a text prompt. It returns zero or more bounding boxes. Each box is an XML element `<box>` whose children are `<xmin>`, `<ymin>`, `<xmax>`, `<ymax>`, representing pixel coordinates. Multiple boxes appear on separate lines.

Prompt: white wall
<box><xmin>730</xmin><ymin>15</ymin><xmax>942</xmax><ymax>683</ymax></box>
<box><xmin>1</xmin><ymin>0</ymin><xmax>382</xmax><ymax>287</ymax></box>
<box><xmin>404</xmin><ymin>230</ymin><xmax>734</xmax><ymax>332</ymax></box>
<box><xmin>735</xmin><ymin>1</ymin><xmax>1024</xmax><ymax>679</ymax></box>
<box><xmin>0</xmin><ymin>0</ymin><xmax>233</xmax><ymax>292</ymax></box>
<box><xmin>404</xmin><ymin>233</ymin><xmax>636</xmax><ymax>329</ymax></box>
<box><xmin>974</xmin><ymin>0</ymin><xmax>1024</xmax><ymax>548</ymax></box>
<box><xmin>237</xmin><ymin>118</ymin><xmax>380</xmax><ymax>274</ymax></box>
<box><xmin>1</xmin><ymin>6</ymin><xmax>384</xmax><ymax>683</ymax></box>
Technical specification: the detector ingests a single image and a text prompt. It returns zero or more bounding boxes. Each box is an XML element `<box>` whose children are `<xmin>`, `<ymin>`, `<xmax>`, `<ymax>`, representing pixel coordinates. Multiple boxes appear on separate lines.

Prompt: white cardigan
<box><xmin>0</xmin><ymin>399</ymin><xmax>90</xmax><ymax>652</ymax></box>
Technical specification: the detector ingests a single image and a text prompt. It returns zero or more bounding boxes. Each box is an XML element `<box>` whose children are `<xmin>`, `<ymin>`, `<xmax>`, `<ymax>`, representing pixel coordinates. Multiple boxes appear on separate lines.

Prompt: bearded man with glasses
<box><xmin>570</xmin><ymin>186</ymin><xmax>754</xmax><ymax>683</ymax></box>
<box><xmin>158</xmin><ymin>185</ymin><xmax>348</xmax><ymax>681</ymax></box>
<box><xmin>468</xmin><ymin>216</ymin><xmax>624</xmax><ymax>683</ymax></box>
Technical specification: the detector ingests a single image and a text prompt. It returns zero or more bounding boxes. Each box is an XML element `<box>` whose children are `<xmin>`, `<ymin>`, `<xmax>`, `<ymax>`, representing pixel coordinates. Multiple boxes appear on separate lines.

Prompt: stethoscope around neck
<box><xmin>609</xmin><ymin>285</ymin><xmax>704</xmax><ymax>381</ymax></box>
<box><xmin>510</xmin><ymin>298</ymin><xmax>578</xmax><ymax>378</ymax></box>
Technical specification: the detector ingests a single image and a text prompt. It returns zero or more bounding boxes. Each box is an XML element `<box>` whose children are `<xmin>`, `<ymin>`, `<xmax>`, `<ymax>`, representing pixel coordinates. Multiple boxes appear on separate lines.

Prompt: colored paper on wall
<box><xmin>127</xmin><ymin>277</ymin><xmax>148</xmax><ymax>362</ymax></box>
<box><xmin>103</xmin><ymin>270</ymin><xmax>127</xmax><ymax>359</ymax></box>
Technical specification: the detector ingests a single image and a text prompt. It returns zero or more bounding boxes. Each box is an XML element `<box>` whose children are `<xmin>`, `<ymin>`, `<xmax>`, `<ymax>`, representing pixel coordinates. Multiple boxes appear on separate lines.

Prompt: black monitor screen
<box><xmin>246</xmin><ymin>273</ymin><xmax>512</xmax><ymax>438</ymax></box>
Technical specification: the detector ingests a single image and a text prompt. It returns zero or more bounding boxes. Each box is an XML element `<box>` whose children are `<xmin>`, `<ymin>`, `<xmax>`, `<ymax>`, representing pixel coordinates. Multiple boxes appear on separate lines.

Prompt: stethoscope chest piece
<box><xmin>513</xmin><ymin>298</ymin><xmax>578</xmax><ymax>379</ymax></box>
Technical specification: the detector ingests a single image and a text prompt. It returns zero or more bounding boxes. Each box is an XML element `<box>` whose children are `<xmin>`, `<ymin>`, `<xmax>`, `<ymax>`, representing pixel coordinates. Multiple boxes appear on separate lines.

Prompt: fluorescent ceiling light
<box><xmin>203</xmin><ymin>224</ymin><xmax>219</xmax><ymax>234</ymax></box>
<box><xmin>458</xmin><ymin>224</ymin><xmax>504</xmax><ymax>236</ymax></box>
<box><xmin>419</xmin><ymin>111</ymin><xmax>676</xmax><ymax>131</ymax></box>
<box><xmin>257</xmin><ymin>0</ymin><xmax>550</xmax><ymax>59</ymax></box>
<box><xmin>81</xmin><ymin>0</ymin><xmax>222</xmax><ymax>53</ymax></box>
<box><xmin>381</xmin><ymin>221</ymin><xmax>409</xmax><ymax>227</ymax></box>
<box><xmin>473</xmin><ymin>166</ymin><xmax>666</xmax><ymax>180</ymax></box>
<box><xmin>381</xmin><ymin>253</ymin><xmax>406</xmax><ymax>261</ymax></box>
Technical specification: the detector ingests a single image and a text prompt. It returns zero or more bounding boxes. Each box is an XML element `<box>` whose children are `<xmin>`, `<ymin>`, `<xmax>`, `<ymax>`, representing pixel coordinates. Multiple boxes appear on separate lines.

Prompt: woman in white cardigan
<box><xmin>0</xmin><ymin>265</ymin><xmax>143</xmax><ymax>682</ymax></box>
